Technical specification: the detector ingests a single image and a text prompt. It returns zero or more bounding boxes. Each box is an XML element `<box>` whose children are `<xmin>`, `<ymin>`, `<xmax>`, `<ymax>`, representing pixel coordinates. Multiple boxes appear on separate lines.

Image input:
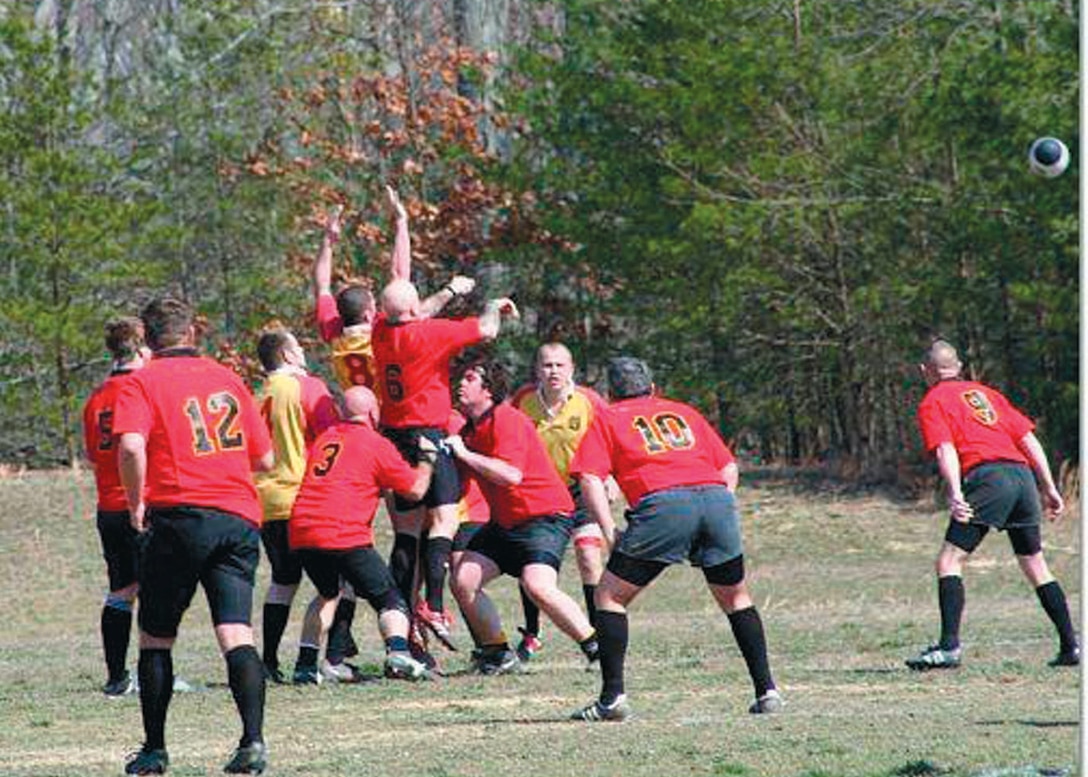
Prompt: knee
<box><xmin>935</xmin><ymin>546</ymin><xmax>964</xmax><ymax>577</ymax></box>
<box><xmin>1017</xmin><ymin>553</ymin><xmax>1052</xmax><ymax>586</ymax></box>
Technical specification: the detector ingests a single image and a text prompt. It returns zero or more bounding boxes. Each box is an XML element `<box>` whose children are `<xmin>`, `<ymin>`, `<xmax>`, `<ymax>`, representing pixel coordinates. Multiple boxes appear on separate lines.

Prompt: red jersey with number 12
<box><xmin>83</xmin><ymin>370</ymin><xmax>138</xmax><ymax>511</ymax></box>
<box><xmin>372</xmin><ymin>316</ymin><xmax>482</xmax><ymax>428</ymax></box>
<box><xmin>111</xmin><ymin>351</ymin><xmax>272</xmax><ymax>526</ymax></box>
<box><xmin>569</xmin><ymin>396</ymin><xmax>735</xmax><ymax>505</ymax></box>
<box><xmin>916</xmin><ymin>380</ymin><xmax>1033</xmax><ymax>474</ymax></box>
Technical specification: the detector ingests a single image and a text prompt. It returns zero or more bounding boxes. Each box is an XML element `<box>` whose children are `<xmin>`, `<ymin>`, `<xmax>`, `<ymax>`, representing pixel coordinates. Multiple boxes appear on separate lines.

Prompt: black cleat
<box><xmin>223</xmin><ymin>741</ymin><xmax>267</xmax><ymax>775</ymax></box>
<box><xmin>571</xmin><ymin>695</ymin><xmax>632</xmax><ymax>722</ymax></box>
<box><xmin>905</xmin><ymin>644</ymin><xmax>962</xmax><ymax>671</ymax></box>
<box><xmin>125</xmin><ymin>747</ymin><xmax>169</xmax><ymax>775</ymax></box>
<box><xmin>103</xmin><ymin>670</ymin><xmax>137</xmax><ymax>697</ymax></box>
<box><xmin>1049</xmin><ymin>646</ymin><xmax>1080</xmax><ymax>667</ymax></box>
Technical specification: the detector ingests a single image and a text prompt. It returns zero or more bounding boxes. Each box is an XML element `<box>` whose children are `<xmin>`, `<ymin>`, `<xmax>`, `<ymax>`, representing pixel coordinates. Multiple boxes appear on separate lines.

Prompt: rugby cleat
<box><xmin>384</xmin><ymin>652</ymin><xmax>429</xmax><ymax>681</ymax></box>
<box><xmin>515</xmin><ymin>628</ymin><xmax>543</xmax><ymax>663</ymax></box>
<box><xmin>124</xmin><ymin>746</ymin><xmax>169</xmax><ymax>775</ymax></box>
<box><xmin>905</xmin><ymin>644</ymin><xmax>962</xmax><ymax>671</ymax></box>
<box><xmin>262</xmin><ymin>663</ymin><xmax>286</xmax><ymax>685</ymax></box>
<box><xmin>1049</xmin><ymin>645</ymin><xmax>1081</xmax><ymax>667</ymax></box>
<box><xmin>415</xmin><ymin>601</ymin><xmax>458</xmax><ymax>651</ymax></box>
<box><xmin>571</xmin><ymin>695</ymin><xmax>632</xmax><ymax>722</ymax></box>
<box><xmin>319</xmin><ymin>659</ymin><xmax>361</xmax><ymax>684</ymax></box>
<box><xmin>103</xmin><ymin>670</ymin><xmax>137</xmax><ymax>697</ymax></box>
<box><xmin>474</xmin><ymin>647</ymin><xmax>522</xmax><ymax>676</ymax></box>
<box><xmin>223</xmin><ymin>741</ymin><xmax>267</xmax><ymax>774</ymax></box>
<box><xmin>748</xmin><ymin>688</ymin><xmax>784</xmax><ymax>714</ymax></box>
<box><xmin>291</xmin><ymin>664</ymin><xmax>321</xmax><ymax>685</ymax></box>
<box><xmin>172</xmin><ymin>676</ymin><xmax>195</xmax><ymax>693</ymax></box>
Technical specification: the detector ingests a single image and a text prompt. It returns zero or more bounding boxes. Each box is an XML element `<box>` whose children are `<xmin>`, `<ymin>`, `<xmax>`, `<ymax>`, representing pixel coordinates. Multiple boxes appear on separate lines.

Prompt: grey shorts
<box><xmin>616</xmin><ymin>484</ymin><xmax>743</xmax><ymax>568</ymax></box>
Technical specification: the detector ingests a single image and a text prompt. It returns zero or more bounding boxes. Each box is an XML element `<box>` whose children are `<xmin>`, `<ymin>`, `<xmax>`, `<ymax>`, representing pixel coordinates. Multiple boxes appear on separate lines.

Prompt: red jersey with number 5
<box><xmin>83</xmin><ymin>370</ymin><xmax>139</xmax><ymax>511</ymax></box>
<box><xmin>917</xmin><ymin>380</ymin><xmax>1033</xmax><ymax>474</ymax></box>
<box><xmin>290</xmin><ymin>421</ymin><xmax>420</xmax><ymax>549</ymax></box>
<box><xmin>111</xmin><ymin>350</ymin><xmax>272</xmax><ymax>526</ymax></box>
<box><xmin>569</xmin><ymin>396</ymin><xmax>735</xmax><ymax>505</ymax></box>
<box><xmin>372</xmin><ymin>316</ymin><xmax>482</xmax><ymax>428</ymax></box>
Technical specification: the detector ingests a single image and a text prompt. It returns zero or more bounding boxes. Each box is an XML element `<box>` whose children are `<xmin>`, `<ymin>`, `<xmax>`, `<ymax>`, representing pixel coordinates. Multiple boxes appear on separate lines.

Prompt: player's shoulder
<box><xmin>510</xmin><ymin>383</ymin><xmax>536</xmax><ymax>409</ymax></box>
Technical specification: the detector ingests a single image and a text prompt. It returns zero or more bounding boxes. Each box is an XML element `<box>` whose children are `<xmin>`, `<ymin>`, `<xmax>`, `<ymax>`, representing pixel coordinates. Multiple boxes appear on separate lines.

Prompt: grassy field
<box><xmin>0</xmin><ymin>468</ymin><xmax>1080</xmax><ymax>777</ymax></box>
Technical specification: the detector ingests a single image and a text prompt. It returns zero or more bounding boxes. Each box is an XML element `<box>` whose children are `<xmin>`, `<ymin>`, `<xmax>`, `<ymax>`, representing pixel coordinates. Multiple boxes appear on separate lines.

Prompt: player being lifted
<box><xmin>569</xmin><ymin>357</ymin><xmax>781</xmax><ymax>721</ymax></box>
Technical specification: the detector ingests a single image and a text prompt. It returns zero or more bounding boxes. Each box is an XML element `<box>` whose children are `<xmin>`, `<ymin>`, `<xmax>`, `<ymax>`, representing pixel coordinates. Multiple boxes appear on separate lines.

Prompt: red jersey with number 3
<box><xmin>917</xmin><ymin>380</ymin><xmax>1033</xmax><ymax>474</ymax></box>
<box><xmin>83</xmin><ymin>370</ymin><xmax>138</xmax><ymax>511</ymax></box>
<box><xmin>569</xmin><ymin>396</ymin><xmax>735</xmax><ymax>505</ymax></box>
<box><xmin>462</xmin><ymin>403</ymin><xmax>575</xmax><ymax>528</ymax></box>
<box><xmin>111</xmin><ymin>351</ymin><xmax>272</xmax><ymax>526</ymax></box>
<box><xmin>290</xmin><ymin>421</ymin><xmax>420</xmax><ymax>549</ymax></box>
<box><xmin>372</xmin><ymin>316</ymin><xmax>483</xmax><ymax>428</ymax></box>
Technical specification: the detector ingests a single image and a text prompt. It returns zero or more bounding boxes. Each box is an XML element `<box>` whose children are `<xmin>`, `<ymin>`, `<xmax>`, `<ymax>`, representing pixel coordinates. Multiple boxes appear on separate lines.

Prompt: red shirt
<box><xmin>917</xmin><ymin>379</ymin><xmax>1034</xmax><ymax>473</ymax></box>
<box><xmin>111</xmin><ymin>350</ymin><xmax>272</xmax><ymax>526</ymax></box>
<box><xmin>569</xmin><ymin>396</ymin><xmax>735</xmax><ymax>505</ymax></box>
<box><xmin>290</xmin><ymin>421</ymin><xmax>421</xmax><ymax>549</ymax></box>
<box><xmin>372</xmin><ymin>316</ymin><xmax>483</xmax><ymax>428</ymax></box>
<box><xmin>83</xmin><ymin>370</ymin><xmax>138</xmax><ymax>511</ymax></box>
<box><xmin>449</xmin><ymin>410</ymin><xmax>489</xmax><ymax>524</ymax></box>
<box><xmin>462</xmin><ymin>402</ymin><xmax>575</xmax><ymax>528</ymax></box>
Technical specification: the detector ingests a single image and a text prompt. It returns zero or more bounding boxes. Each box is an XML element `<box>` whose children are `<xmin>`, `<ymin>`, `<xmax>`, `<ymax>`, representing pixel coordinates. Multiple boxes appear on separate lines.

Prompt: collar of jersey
<box><xmin>537</xmin><ymin>381</ymin><xmax>576</xmax><ymax>418</ymax></box>
<box><xmin>153</xmin><ymin>346</ymin><xmax>200</xmax><ymax>359</ymax></box>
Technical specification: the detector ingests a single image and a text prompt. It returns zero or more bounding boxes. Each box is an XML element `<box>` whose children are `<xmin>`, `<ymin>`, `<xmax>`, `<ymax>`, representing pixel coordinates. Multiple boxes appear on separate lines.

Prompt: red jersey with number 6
<box><xmin>111</xmin><ymin>350</ymin><xmax>272</xmax><ymax>526</ymax></box>
<box><xmin>372</xmin><ymin>316</ymin><xmax>483</xmax><ymax>428</ymax></box>
<box><xmin>916</xmin><ymin>380</ymin><xmax>1033</xmax><ymax>474</ymax></box>
<box><xmin>290</xmin><ymin>421</ymin><xmax>421</xmax><ymax>549</ymax></box>
<box><xmin>83</xmin><ymin>370</ymin><xmax>139</xmax><ymax>512</ymax></box>
<box><xmin>569</xmin><ymin>395</ymin><xmax>735</xmax><ymax>505</ymax></box>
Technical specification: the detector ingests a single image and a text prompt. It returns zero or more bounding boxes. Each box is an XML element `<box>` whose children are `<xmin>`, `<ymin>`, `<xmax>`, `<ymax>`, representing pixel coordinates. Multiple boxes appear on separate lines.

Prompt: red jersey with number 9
<box><xmin>916</xmin><ymin>379</ymin><xmax>1033</xmax><ymax>474</ymax></box>
<box><xmin>111</xmin><ymin>350</ymin><xmax>272</xmax><ymax>526</ymax></box>
<box><xmin>569</xmin><ymin>395</ymin><xmax>735</xmax><ymax>505</ymax></box>
<box><xmin>372</xmin><ymin>316</ymin><xmax>483</xmax><ymax>428</ymax></box>
<box><xmin>290</xmin><ymin>421</ymin><xmax>421</xmax><ymax>549</ymax></box>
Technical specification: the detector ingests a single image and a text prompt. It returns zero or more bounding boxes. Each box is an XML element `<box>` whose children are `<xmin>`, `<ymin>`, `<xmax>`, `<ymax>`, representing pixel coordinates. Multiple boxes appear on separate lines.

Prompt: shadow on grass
<box><xmin>741</xmin><ymin>466</ymin><xmax>928</xmax><ymax>504</ymax></box>
<box><xmin>975</xmin><ymin>719</ymin><xmax>1079</xmax><ymax>729</ymax></box>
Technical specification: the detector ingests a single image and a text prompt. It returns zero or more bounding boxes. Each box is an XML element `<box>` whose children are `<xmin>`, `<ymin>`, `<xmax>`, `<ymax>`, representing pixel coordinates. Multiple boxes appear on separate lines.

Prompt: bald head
<box><xmin>922</xmin><ymin>339</ymin><xmax>963</xmax><ymax>383</ymax></box>
<box><xmin>343</xmin><ymin>385</ymin><xmax>379</xmax><ymax>426</ymax></box>
<box><xmin>536</xmin><ymin>342</ymin><xmax>575</xmax><ymax>399</ymax></box>
<box><xmin>380</xmin><ymin>279</ymin><xmax>420</xmax><ymax>321</ymax></box>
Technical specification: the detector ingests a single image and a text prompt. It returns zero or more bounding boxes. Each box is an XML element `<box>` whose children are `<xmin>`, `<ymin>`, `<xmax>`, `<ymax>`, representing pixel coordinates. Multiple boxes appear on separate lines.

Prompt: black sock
<box><xmin>295</xmin><ymin>645</ymin><xmax>319</xmax><ymax>671</ymax></box>
<box><xmin>385</xmin><ymin>636</ymin><xmax>410</xmax><ymax>653</ymax></box>
<box><xmin>225</xmin><ymin>645</ymin><xmax>265</xmax><ymax>748</ymax></box>
<box><xmin>596</xmin><ymin>611</ymin><xmax>627</xmax><ymax>706</ymax></box>
<box><xmin>938</xmin><ymin>575</ymin><xmax>965</xmax><ymax>650</ymax></box>
<box><xmin>261</xmin><ymin>603</ymin><xmax>290</xmax><ymax>668</ymax></box>
<box><xmin>582</xmin><ymin>584</ymin><xmax>598</xmax><ymax>629</ymax></box>
<box><xmin>727</xmin><ymin>606</ymin><xmax>774</xmax><ymax>698</ymax></box>
<box><xmin>101</xmin><ymin>605</ymin><xmax>132</xmax><ymax>683</ymax></box>
<box><xmin>389</xmin><ymin>533</ymin><xmax>419</xmax><ymax>607</ymax></box>
<box><xmin>326</xmin><ymin>597</ymin><xmax>357</xmax><ymax>663</ymax></box>
<box><xmin>424</xmin><ymin>536</ymin><xmax>454</xmax><ymax>611</ymax></box>
<box><xmin>579</xmin><ymin>631</ymin><xmax>599</xmax><ymax>661</ymax></box>
<box><xmin>520</xmin><ymin>586</ymin><xmax>540</xmax><ymax>635</ymax></box>
<box><xmin>137</xmin><ymin>649</ymin><xmax>173</xmax><ymax>751</ymax></box>
<box><xmin>1036</xmin><ymin>580</ymin><xmax>1078</xmax><ymax>652</ymax></box>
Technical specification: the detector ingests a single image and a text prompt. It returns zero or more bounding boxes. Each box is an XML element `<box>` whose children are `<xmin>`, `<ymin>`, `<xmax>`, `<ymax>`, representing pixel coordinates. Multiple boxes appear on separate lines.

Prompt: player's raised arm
<box><xmin>313</xmin><ymin>204</ymin><xmax>343</xmax><ymax>302</ymax></box>
<box><xmin>419</xmin><ymin>275</ymin><xmax>476</xmax><ymax>318</ymax></box>
<box><xmin>386</xmin><ymin>185</ymin><xmax>411</xmax><ymax>282</ymax></box>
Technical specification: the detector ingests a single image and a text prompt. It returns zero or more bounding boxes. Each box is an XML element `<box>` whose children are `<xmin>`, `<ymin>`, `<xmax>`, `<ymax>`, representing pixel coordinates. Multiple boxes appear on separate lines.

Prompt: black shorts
<box><xmin>383</xmin><ymin>426</ymin><xmax>461</xmax><ymax>510</ymax></box>
<box><xmin>466</xmin><ymin>514</ymin><xmax>574</xmax><ymax>577</ymax></box>
<box><xmin>612</xmin><ymin>485</ymin><xmax>743</xmax><ymax>568</ymax></box>
<box><xmin>946</xmin><ymin>462</ymin><xmax>1043</xmax><ymax>555</ymax></box>
<box><xmin>260</xmin><ymin>520</ymin><xmax>303</xmax><ymax>586</ymax></box>
<box><xmin>453</xmin><ymin>521</ymin><xmax>485</xmax><ymax>552</ymax></box>
<box><xmin>296</xmin><ymin>546</ymin><xmax>405</xmax><ymax>615</ymax></box>
<box><xmin>97</xmin><ymin>510</ymin><xmax>139</xmax><ymax>592</ymax></box>
<box><xmin>137</xmin><ymin>506</ymin><xmax>260</xmax><ymax>638</ymax></box>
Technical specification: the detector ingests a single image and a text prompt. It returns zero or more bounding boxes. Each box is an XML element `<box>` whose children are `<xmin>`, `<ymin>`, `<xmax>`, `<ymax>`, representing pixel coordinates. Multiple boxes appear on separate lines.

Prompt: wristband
<box><xmin>443</xmin><ymin>284</ymin><xmax>457</xmax><ymax>296</ymax></box>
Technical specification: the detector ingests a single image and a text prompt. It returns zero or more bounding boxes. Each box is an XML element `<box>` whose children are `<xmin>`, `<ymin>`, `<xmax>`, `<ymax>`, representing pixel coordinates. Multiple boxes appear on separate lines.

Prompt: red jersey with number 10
<box><xmin>290</xmin><ymin>421</ymin><xmax>421</xmax><ymax>549</ymax></box>
<box><xmin>569</xmin><ymin>395</ymin><xmax>735</xmax><ymax>505</ymax></box>
<box><xmin>916</xmin><ymin>380</ymin><xmax>1033</xmax><ymax>474</ymax></box>
<box><xmin>83</xmin><ymin>370</ymin><xmax>138</xmax><ymax>512</ymax></box>
<box><xmin>372</xmin><ymin>316</ymin><xmax>482</xmax><ymax>428</ymax></box>
<box><xmin>111</xmin><ymin>351</ymin><xmax>272</xmax><ymax>526</ymax></box>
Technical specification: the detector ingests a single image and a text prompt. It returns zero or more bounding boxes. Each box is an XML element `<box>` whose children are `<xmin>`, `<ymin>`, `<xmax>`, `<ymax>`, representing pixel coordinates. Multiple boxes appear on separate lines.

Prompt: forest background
<box><xmin>0</xmin><ymin>0</ymin><xmax>1078</xmax><ymax>491</ymax></box>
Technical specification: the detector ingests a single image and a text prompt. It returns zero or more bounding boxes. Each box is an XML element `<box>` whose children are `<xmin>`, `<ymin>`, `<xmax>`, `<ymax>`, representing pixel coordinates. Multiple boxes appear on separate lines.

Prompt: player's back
<box><xmin>83</xmin><ymin>372</ymin><xmax>135</xmax><ymax>511</ymax></box>
<box><xmin>917</xmin><ymin>380</ymin><xmax>1032</xmax><ymax>472</ymax></box>
<box><xmin>114</xmin><ymin>353</ymin><xmax>269</xmax><ymax>525</ymax></box>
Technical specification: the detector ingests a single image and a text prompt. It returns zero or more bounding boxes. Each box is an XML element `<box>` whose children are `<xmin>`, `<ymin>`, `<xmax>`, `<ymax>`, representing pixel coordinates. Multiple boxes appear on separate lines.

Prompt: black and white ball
<box><xmin>1028</xmin><ymin>137</ymin><xmax>1070</xmax><ymax>178</ymax></box>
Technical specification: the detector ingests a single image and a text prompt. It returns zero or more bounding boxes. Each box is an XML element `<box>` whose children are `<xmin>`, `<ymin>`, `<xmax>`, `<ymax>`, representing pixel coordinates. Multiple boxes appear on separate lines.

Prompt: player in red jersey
<box><xmin>446</xmin><ymin>353</ymin><xmax>599</xmax><ymax>675</ymax></box>
<box><xmin>374</xmin><ymin>279</ymin><xmax>519</xmax><ymax>651</ymax></box>
<box><xmin>253</xmin><ymin>328</ymin><xmax>341</xmax><ymax>684</ymax></box>
<box><xmin>905</xmin><ymin>340</ymin><xmax>1077</xmax><ymax>670</ymax></box>
<box><xmin>113</xmin><ymin>297</ymin><xmax>274</xmax><ymax>776</ymax></box>
<box><xmin>82</xmin><ymin>317</ymin><xmax>151</xmax><ymax>696</ymax></box>
<box><xmin>510</xmin><ymin>342</ymin><xmax>611</xmax><ymax>661</ymax></box>
<box><xmin>289</xmin><ymin>386</ymin><xmax>436</xmax><ymax>682</ymax></box>
<box><xmin>568</xmin><ymin>357</ymin><xmax>781</xmax><ymax>721</ymax></box>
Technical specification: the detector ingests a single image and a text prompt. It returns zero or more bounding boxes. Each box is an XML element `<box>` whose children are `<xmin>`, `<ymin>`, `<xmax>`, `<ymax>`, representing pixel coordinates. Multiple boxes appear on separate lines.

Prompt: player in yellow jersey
<box><xmin>511</xmin><ymin>342</ymin><xmax>612</xmax><ymax>661</ymax></box>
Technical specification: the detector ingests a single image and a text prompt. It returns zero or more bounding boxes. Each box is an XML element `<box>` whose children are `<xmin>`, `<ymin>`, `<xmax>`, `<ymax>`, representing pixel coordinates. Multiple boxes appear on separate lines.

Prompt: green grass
<box><xmin>0</xmin><ymin>469</ymin><xmax>1079</xmax><ymax>776</ymax></box>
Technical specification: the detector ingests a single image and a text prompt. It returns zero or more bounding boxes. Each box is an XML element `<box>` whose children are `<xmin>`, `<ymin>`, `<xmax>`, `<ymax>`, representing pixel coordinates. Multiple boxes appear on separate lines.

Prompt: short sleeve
<box><xmin>316</xmin><ymin>293</ymin><xmax>343</xmax><ymax>343</ymax></box>
<box><xmin>111</xmin><ymin>378</ymin><xmax>153</xmax><ymax>439</ymax></box>
<box><xmin>433</xmin><ymin>318</ymin><xmax>483</xmax><ymax>358</ymax></box>
<box><xmin>917</xmin><ymin>396</ymin><xmax>952</xmax><ymax>452</ymax></box>
<box><xmin>693</xmin><ymin>413</ymin><xmax>735</xmax><ymax>469</ymax></box>
<box><xmin>569</xmin><ymin>412</ymin><xmax>613</xmax><ymax>480</ymax></box>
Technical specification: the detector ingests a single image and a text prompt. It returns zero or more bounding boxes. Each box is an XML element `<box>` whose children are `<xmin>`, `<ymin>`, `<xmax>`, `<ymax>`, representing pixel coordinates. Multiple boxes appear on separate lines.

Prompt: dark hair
<box><xmin>607</xmin><ymin>356</ymin><xmax>653</xmax><ymax>399</ymax></box>
<box><xmin>336</xmin><ymin>285</ymin><xmax>374</xmax><ymax>327</ymax></box>
<box><xmin>104</xmin><ymin>317</ymin><xmax>145</xmax><ymax>362</ymax></box>
<box><xmin>455</xmin><ymin>348</ymin><xmax>511</xmax><ymax>405</ymax></box>
<box><xmin>141</xmin><ymin>297</ymin><xmax>193</xmax><ymax>351</ymax></box>
<box><xmin>257</xmin><ymin>328</ymin><xmax>293</xmax><ymax>372</ymax></box>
